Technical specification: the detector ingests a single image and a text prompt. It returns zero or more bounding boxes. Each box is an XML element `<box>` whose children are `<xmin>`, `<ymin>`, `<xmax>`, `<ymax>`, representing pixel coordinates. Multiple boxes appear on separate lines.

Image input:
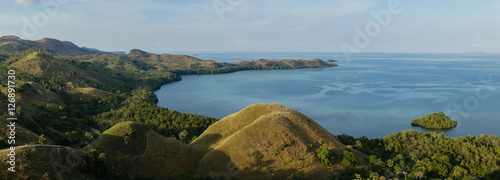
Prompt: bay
<box><xmin>154</xmin><ymin>52</ymin><xmax>500</xmax><ymax>138</ymax></box>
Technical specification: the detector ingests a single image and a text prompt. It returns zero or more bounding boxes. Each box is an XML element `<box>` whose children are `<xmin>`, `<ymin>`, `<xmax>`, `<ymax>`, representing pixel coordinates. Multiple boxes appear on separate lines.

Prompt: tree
<box><xmin>38</xmin><ymin>135</ymin><xmax>47</xmax><ymax>144</ymax></box>
<box><xmin>179</xmin><ymin>130</ymin><xmax>188</xmax><ymax>143</ymax></box>
<box><xmin>98</xmin><ymin>153</ymin><xmax>107</xmax><ymax>160</ymax></box>
<box><xmin>414</xmin><ymin>171</ymin><xmax>424</xmax><ymax>180</ymax></box>
<box><xmin>65</xmin><ymin>131</ymin><xmax>79</xmax><ymax>145</ymax></box>
<box><xmin>387</xmin><ymin>159</ymin><xmax>394</xmax><ymax>168</ymax></box>
<box><xmin>342</xmin><ymin>150</ymin><xmax>357</xmax><ymax>168</ymax></box>
<box><xmin>316</xmin><ymin>145</ymin><xmax>334</xmax><ymax>166</ymax></box>
<box><xmin>124</xmin><ymin>135</ymin><xmax>131</xmax><ymax>144</ymax></box>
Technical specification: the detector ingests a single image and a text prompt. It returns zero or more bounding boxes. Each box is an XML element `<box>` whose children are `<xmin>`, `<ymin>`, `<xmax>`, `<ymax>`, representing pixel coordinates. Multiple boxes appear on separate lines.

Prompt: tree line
<box><xmin>337</xmin><ymin>130</ymin><xmax>500</xmax><ymax>179</ymax></box>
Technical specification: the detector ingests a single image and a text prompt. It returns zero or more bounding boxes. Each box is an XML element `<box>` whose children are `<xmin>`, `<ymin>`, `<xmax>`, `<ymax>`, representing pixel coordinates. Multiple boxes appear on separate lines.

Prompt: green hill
<box><xmin>85</xmin><ymin>121</ymin><xmax>199</xmax><ymax>179</ymax></box>
<box><xmin>410</xmin><ymin>112</ymin><xmax>457</xmax><ymax>129</ymax></box>
<box><xmin>0</xmin><ymin>42</ymin><xmax>29</xmax><ymax>53</ymax></box>
<box><xmin>0</xmin><ymin>35</ymin><xmax>106</xmax><ymax>56</ymax></box>
<box><xmin>125</xmin><ymin>49</ymin><xmax>337</xmax><ymax>75</ymax></box>
<box><xmin>84</xmin><ymin>104</ymin><xmax>368</xmax><ymax>179</ymax></box>
<box><xmin>0</xmin><ymin>145</ymin><xmax>106</xmax><ymax>179</ymax></box>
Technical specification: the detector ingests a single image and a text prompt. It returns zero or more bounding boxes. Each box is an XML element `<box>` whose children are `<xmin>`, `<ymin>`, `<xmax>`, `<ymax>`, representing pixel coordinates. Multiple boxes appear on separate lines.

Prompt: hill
<box><xmin>0</xmin><ymin>145</ymin><xmax>106</xmax><ymax>179</ymax></box>
<box><xmin>125</xmin><ymin>49</ymin><xmax>338</xmax><ymax>74</ymax></box>
<box><xmin>85</xmin><ymin>121</ymin><xmax>199</xmax><ymax>179</ymax></box>
<box><xmin>410</xmin><ymin>112</ymin><xmax>457</xmax><ymax>129</ymax></box>
<box><xmin>191</xmin><ymin>104</ymin><xmax>367</xmax><ymax>179</ymax></box>
<box><xmin>86</xmin><ymin>104</ymin><xmax>367</xmax><ymax>179</ymax></box>
<box><xmin>0</xmin><ymin>35</ymin><xmax>107</xmax><ymax>56</ymax></box>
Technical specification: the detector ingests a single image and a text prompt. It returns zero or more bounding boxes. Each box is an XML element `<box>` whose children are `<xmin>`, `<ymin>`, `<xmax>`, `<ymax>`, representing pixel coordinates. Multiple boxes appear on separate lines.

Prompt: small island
<box><xmin>410</xmin><ymin>112</ymin><xmax>457</xmax><ymax>129</ymax></box>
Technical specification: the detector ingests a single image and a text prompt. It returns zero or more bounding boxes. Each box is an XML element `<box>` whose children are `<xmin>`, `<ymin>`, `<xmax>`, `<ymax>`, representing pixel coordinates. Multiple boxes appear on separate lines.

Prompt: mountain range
<box><xmin>0</xmin><ymin>35</ymin><xmax>125</xmax><ymax>56</ymax></box>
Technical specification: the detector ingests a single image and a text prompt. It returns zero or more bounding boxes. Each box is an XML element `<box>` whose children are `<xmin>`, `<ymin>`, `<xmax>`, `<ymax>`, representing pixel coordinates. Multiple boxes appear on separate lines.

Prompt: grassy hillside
<box><xmin>0</xmin><ymin>145</ymin><xmax>106</xmax><ymax>179</ymax></box>
<box><xmin>86</xmin><ymin>104</ymin><xmax>369</xmax><ymax>179</ymax></box>
<box><xmin>85</xmin><ymin>121</ymin><xmax>200</xmax><ymax>179</ymax></box>
<box><xmin>0</xmin><ymin>116</ymin><xmax>39</xmax><ymax>148</ymax></box>
<box><xmin>192</xmin><ymin>104</ymin><xmax>367</xmax><ymax>179</ymax></box>
<box><xmin>0</xmin><ymin>42</ymin><xmax>29</xmax><ymax>53</ymax></box>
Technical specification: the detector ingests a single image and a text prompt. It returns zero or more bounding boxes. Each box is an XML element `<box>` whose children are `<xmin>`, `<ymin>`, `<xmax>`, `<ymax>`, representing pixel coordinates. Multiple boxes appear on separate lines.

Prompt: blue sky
<box><xmin>1</xmin><ymin>0</ymin><xmax>500</xmax><ymax>53</ymax></box>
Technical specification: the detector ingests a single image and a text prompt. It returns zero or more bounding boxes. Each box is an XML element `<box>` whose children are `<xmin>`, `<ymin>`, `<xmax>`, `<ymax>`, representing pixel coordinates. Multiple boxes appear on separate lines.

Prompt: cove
<box><xmin>155</xmin><ymin>52</ymin><xmax>500</xmax><ymax>138</ymax></box>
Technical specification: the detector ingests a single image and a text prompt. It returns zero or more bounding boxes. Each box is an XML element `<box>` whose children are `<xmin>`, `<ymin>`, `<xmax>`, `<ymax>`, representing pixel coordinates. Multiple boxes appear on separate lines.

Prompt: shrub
<box><xmin>316</xmin><ymin>145</ymin><xmax>334</xmax><ymax>167</ymax></box>
<box><xmin>342</xmin><ymin>150</ymin><xmax>357</xmax><ymax>168</ymax></box>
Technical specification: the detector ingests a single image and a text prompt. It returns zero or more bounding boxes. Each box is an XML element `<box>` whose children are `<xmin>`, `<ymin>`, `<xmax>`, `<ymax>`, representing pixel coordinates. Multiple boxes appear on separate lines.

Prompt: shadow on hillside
<box><xmin>199</xmin><ymin>149</ymin><xmax>303</xmax><ymax>179</ymax></box>
<box><xmin>93</xmin><ymin>132</ymin><xmax>329</xmax><ymax>179</ymax></box>
<box><xmin>486</xmin><ymin>169</ymin><xmax>500</xmax><ymax>180</ymax></box>
<box><xmin>0</xmin><ymin>145</ymin><xmax>107</xmax><ymax>179</ymax></box>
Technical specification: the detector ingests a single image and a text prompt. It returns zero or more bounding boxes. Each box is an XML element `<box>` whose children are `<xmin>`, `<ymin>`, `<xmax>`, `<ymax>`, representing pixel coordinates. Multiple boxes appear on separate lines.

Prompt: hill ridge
<box><xmin>0</xmin><ymin>35</ymin><xmax>107</xmax><ymax>55</ymax></box>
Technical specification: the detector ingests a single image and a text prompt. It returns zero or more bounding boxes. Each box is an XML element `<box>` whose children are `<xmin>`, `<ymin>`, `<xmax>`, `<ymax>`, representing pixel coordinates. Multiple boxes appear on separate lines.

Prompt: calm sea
<box><xmin>154</xmin><ymin>52</ymin><xmax>500</xmax><ymax>138</ymax></box>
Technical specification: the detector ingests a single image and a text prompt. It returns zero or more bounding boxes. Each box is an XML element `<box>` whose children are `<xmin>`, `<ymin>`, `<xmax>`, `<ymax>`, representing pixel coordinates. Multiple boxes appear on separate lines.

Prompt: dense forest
<box><xmin>94</xmin><ymin>88</ymin><xmax>218</xmax><ymax>143</ymax></box>
<box><xmin>411</xmin><ymin>112</ymin><xmax>458</xmax><ymax>129</ymax></box>
<box><xmin>337</xmin><ymin>130</ymin><xmax>500</xmax><ymax>179</ymax></box>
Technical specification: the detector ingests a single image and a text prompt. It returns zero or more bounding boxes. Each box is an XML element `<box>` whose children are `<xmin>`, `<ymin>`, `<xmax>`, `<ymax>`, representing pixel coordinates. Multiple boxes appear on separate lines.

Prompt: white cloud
<box><xmin>15</xmin><ymin>0</ymin><xmax>40</xmax><ymax>6</ymax></box>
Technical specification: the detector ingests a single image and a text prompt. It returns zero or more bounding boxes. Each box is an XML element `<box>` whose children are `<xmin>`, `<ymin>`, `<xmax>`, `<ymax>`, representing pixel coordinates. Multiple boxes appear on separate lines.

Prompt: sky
<box><xmin>1</xmin><ymin>0</ymin><xmax>500</xmax><ymax>53</ymax></box>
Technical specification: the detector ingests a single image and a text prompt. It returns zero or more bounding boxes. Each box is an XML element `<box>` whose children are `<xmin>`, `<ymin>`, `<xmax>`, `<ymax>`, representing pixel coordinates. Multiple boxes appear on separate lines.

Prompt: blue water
<box><xmin>154</xmin><ymin>52</ymin><xmax>500</xmax><ymax>138</ymax></box>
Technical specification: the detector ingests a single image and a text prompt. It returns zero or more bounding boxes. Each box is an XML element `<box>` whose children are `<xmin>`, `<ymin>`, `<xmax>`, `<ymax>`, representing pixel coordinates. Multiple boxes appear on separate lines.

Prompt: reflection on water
<box><xmin>155</xmin><ymin>53</ymin><xmax>500</xmax><ymax>138</ymax></box>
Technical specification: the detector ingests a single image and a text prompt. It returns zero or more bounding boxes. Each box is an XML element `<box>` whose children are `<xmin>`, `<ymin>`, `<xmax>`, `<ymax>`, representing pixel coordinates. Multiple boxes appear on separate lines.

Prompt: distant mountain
<box><xmin>0</xmin><ymin>35</ymin><xmax>111</xmax><ymax>56</ymax></box>
<box><xmin>81</xmin><ymin>47</ymin><xmax>126</xmax><ymax>55</ymax></box>
<box><xmin>464</xmin><ymin>51</ymin><xmax>488</xmax><ymax>54</ymax></box>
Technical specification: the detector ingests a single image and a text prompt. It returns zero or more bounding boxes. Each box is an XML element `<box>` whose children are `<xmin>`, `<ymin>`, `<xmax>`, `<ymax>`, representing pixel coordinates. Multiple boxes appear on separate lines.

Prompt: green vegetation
<box><xmin>316</xmin><ymin>145</ymin><xmax>334</xmax><ymax>166</ymax></box>
<box><xmin>251</xmin><ymin>150</ymin><xmax>263</xmax><ymax>163</ymax></box>
<box><xmin>0</xmin><ymin>39</ymin><xmax>339</xmax><ymax>178</ymax></box>
<box><xmin>94</xmin><ymin>89</ymin><xmax>218</xmax><ymax>141</ymax></box>
<box><xmin>0</xmin><ymin>42</ymin><xmax>29</xmax><ymax>53</ymax></box>
<box><xmin>1</xmin><ymin>37</ymin><xmax>500</xmax><ymax>179</ymax></box>
<box><xmin>411</xmin><ymin>112</ymin><xmax>457</xmax><ymax>129</ymax></box>
<box><xmin>0</xmin><ymin>145</ymin><xmax>107</xmax><ymax>179</ymax></box>
<box><xmin>341</xmin><ymin>150</ymin><xmax>358</xmax><ymax>168</ymax></box>
<box><xmin>337</xmin><ymin>130</ymin><xmax>500</xmax><ymax>179</ymax></box>
<box><xmin>288</xmin><ymin>170</ymin><xmax>305</xmax><ymax>180</ymax></box>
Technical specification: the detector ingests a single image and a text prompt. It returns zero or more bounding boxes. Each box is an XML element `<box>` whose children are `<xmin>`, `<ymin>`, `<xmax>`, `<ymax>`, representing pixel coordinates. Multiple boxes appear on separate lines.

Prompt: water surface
<box><xmin>155</xmin><ymin>53</ymin><xmax>500</xmax><ymax>138</ymax></box>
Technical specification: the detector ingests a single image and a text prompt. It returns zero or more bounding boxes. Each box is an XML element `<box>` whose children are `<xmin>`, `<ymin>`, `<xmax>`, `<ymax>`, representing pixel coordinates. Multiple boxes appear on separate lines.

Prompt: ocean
<box><xmin>154</xmin><ymin>52</ymin><xmax>500</xmax><ymax>138</ymax></box>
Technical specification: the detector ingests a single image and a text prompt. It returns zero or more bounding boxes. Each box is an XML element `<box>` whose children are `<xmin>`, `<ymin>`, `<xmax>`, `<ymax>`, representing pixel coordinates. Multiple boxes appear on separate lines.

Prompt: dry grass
<box><xmin>192</xmin><ymin>104</ymin><xmax>368</xmax><ymax>179</ymax></box>
<box><xmin>86</xmin><ymin>121</ymin><xmax>199</xmax><ymax>179</ymax></box>
<box><xmin>70</xmin><ymin>87</ymin><xmax>115</xmax><ymax>99</ymax></box>
<box><xmin>85</xmin><ymin>104</ymin><xmax>368</xmax><ymax>179</ymax></box>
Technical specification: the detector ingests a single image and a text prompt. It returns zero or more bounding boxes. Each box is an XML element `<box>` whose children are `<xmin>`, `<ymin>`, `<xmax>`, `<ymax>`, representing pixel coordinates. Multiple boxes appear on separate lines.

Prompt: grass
<box><xmin>0</xmin><ymin>145</ymin><xmax>102</xmax><ymax>179</ymax></box>
<box><xmin>70</xmin><ymin>87</ymin><xmax>115</xmax><ymax>99</ymax></box>
<box><xmin>192</xmin><ymin>104</ymin><xmax>368</xmax><ymax>179</ymax></box>
<box><xmin>81</xmin><ymin>104</ymin><xmax>369</xmax><ymax>179</ymax></box>
<box><xmin>85</xmin><ymin>121</ymin><xmax>199</xmax><ymax>179</ymax></box>
<box><xmin>0</xmin><ymin>42</ymin><xmax>29</xmax><ymax>52</ymax></box>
